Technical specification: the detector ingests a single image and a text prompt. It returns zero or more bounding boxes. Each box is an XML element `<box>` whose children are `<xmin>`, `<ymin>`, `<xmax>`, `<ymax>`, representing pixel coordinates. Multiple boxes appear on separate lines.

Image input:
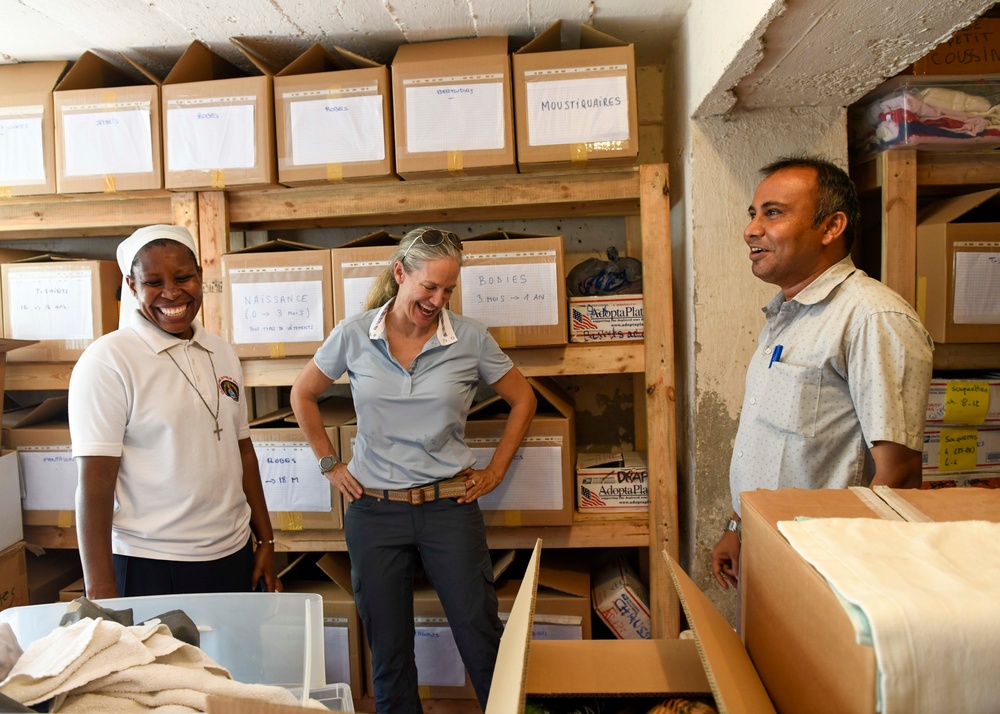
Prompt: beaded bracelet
<box><xmin>256</xmin><ymin>538</ymin><xmax>276</xmax><ymax>546</ymax></box>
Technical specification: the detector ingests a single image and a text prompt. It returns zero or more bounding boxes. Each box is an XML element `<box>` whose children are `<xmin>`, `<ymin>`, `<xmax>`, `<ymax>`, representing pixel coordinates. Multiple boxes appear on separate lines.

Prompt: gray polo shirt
<box><xmin>314</xmin><ymin>301</ymin><xmax>513</xmax><ymax>490</ymax></box>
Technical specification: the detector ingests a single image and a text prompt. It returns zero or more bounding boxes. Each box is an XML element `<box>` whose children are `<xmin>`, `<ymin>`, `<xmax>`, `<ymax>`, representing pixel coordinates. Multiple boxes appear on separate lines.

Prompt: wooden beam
<box><xmin>197</xmin><ymin>191</ymin><xmax>230</xmax><ymax>336</ymax></box>
<box><xmin>879</xmin><ymin>150</ymin><xmax>918</xmax><ymax>307</ymax></box>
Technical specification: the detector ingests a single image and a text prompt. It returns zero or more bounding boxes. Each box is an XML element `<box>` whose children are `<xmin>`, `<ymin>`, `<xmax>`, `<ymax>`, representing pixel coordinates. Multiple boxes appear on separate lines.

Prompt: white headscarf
<box><xmin>117</xmin><ymin>224</ymin><xmax>199</xmax><ymax>328</ymax></box>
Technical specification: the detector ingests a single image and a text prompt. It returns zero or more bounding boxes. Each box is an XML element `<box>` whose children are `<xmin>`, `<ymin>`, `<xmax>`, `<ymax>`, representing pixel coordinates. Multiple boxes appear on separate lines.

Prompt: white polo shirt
<box><xmin>729</xmin><ymin>257</ymin><xmax>934</xmax><ymax>515</ymax></box>
<box><xmin>313</xmin><ymin>302</ymin><xmax>513</xmax><ymax>490</ymax></box>
<box><xmin>69</xmin><ymin>315</ymin><xmax>252</xmax><ymax>561</ymax></box>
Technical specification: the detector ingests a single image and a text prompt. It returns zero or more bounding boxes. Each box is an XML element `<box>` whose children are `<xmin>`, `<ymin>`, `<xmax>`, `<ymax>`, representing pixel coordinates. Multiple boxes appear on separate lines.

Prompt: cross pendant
<box><xmin>213</xmin><ymin>421</ymin><xmax>223</xmax><ymax>441</ymax></box>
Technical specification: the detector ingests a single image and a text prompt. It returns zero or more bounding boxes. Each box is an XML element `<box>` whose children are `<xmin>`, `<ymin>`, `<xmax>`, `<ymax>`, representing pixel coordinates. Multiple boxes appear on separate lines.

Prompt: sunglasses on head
<box><xmin>399</xmin><ymin>229</ymin><xmax>462</xmax><ymax>263</ymax></box>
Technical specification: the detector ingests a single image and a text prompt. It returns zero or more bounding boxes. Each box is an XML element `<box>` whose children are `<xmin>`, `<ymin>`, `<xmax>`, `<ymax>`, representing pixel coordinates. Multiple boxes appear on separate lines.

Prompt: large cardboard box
<box><xmin>926</xmin><ymin>372</ymin><xmax>1000</xmax><ymax>424</ymax></box>
<box><xmin>0</xmin><ymin>542</ymin><xmax>29</xmax><ymax>612</ymax></box>
<box><xmin>740</xmin><ymin>486</ymin><xmax>1000</xmax><ymax>714</ymax></box>
<box><xmin>275</xmin><ymin>43</ymin><xmax>395</xmax><ymax>185</ymax></box>
<box><xmin>0</xmin><ymin>61</ymin><xmax>69</xmax><ymax>197</ymax></box>
<box><xmin>391</xmin><ymin>36</ymin><xmax>516</xmax><ymax>179</ymax></box>
<box><xmin>468</xmin><ymin>377</ymin><xmax>575</xmax><ymax>527</ymax></box>
<box><xmin>915</xmin><ymin>189</ymin><xmax>1000</xmax><ymax>343</ymax></box>
<box><xmin>161</xmin><ymin>39</ymin><xmax>279</xmax><ymax>190</ymax></box>
<box><xmin>26</xmin><ymin>547</ymin><xmax>82</xmax><ymax>605</ymax></box>
<box><xmin>591</xmin><ymin>556</ymin><xmax>651</xmax><ymax>639</ymax></box>
<box><xmin>495</xmin><ymin>549</ymin><xmax>593</xmax><ymax>640</ymax></box>
<box><xmin>921</xmin><ymin>469</ymin><xmax>1000</xmax><ymax>489</ymax></box>
<box><xmin>279</xmin><ymin>552</ymin><xmax>364</xmax><ymax>695</ymax></box>
<box><xmin>568</xmin><ymin>294</ymin><xmax>644</xmax><ymax>343</ymax></box>
<box><xmin>451</xmin><ymin>232</ymin><xmax>567</xmax><ymax>348</ymax></box>
<box><xmin>53</xmin><ymin>51</ymin><xmax>162</xmax><ymax>194</ymax></box>
<box><xmin>912</xmin><ymin>17</ymin><xmax>1000</xmax><ymax>75</ymax></box>
<box><xmin>221</xmin><ymin>239</ymin><xmax>333</xmax><ymax>359</ymax></box>
<box><xmin>250</xmin><ymin>406</ymin><xmax>350</xmax><ymax>532</ymax></box>
<box><xmin>487</xmin><ymin>540</ymin><xmax>775</xmax><ymax>714</ymax></box>
<box><xmin>330</xmin><ymin>230</ymin><xmax>399</xmax><ymax>326</ymax></box>
<box><xmin>922</xmin><ymin>424</ymin><xmax>1000</xmax><ymax>472</ymax></box>
<box><xmin>1</xmin><ymin>256</ymin><xmax>120</xmax><ymax>362</ymax></box>
<box><xmin>512</xmin><ymin>22</ymin><xmax>638</xmax><ymax>172</ymax></box>
<box><xmin>576</xmin><ymin>451</ymin><xmax>648</xmax><ymax>513</ymax></box>
<box><xmin>5</xmin><ymin>397</ymin><xmax>75</xmax><ymax>529</ymax></box>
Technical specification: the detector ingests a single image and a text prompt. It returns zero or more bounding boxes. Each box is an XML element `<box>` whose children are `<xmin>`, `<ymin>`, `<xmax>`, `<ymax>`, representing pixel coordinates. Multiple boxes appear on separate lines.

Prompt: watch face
<box><xmin>319</xmin><ymin>456</ymin><xmax>336</xmax><ymax>472</ymax></box>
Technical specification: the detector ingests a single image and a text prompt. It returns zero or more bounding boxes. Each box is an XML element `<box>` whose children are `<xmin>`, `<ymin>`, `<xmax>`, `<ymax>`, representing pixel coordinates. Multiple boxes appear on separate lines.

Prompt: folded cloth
<box><xmin>778</xmin><ymin>518</ymin><xmax>1000</xmax><ymax>714</ymax></box>
<box><xmin>60</xmin><ymin>597</ymin><xmax>134</xmax><ymax>628</ymax></box>
<box><xmin>0</xmin><ymin>623</ymin><xmax>22</xmax><ymax>681</ymax></box>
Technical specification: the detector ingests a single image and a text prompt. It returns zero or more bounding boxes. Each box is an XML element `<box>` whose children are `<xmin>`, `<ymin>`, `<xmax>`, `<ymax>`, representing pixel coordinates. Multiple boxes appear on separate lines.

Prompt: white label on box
<box><xmin>414</xmin><ymin>624</ymin><xmax>465</xmax><ymax>687</ymax></box>
<box><xmin>167</xmin><ymin>100</ymin><xmax>256</xmax><ymax>171</ymax></box>
<box><xmin>253</xmin><ymin>442</ymin><xmax>332</xmax><ymax>512</ymax></box>
<box><xmin>230</xmin><ymin>275</ymin><xmax>325</xmax><ymax>344</ymax></box>
<box><xmin>61</xmin><ymin>104</ymin><xmax>153</xmax><ymax>176</ymax></box>
<box><xmin>526</xmin><ymin>74</ymin><xmax>630</xmax><ymax>146</ymax></box>
<box><xmin>953</xmin><ymin>250</ymin><xmax>1000</xmax><ymax>324</ymax></box>
<box><xmin>323</xmin><ymin>624</ymin><xmax>351</xmax><ymax>686</ymax></box>
<box><xmin>7</xmin><ymin>268</ymin><xmax>95</xmax><ymax>340</ymax></box>
<box><xmin>460</xmin><ymin>260</ymin><xmax>558</xmax><ymax>327</ymax></box>
<box><xmin>570</xmin><ymin>296</ymin><xmax>644</xmax><ymax>342</ymax></box>
<box><xmin>18</xmin><ymin>449</ymin><xmax>76</xmax><ymax>511</ymax></box>
<box><xmin>473</xmin><ymin>443</ymin><xmax>563</xmax><ymax>511</ymax></box>
<box><xmin>342</xmin><ymin>275</ymin><xmax>378</xmax><ymax>321</ymax></box>
<box><xmin>404</xmin><ymin>81</ymin><xmax>505</xmax><ymax>153</ymax></box>
<box><xmin>0</xmin><ymin>109</ymin><xmax>46</xmax><ymax>184</ymax></box>
<box><xmin>290</xmin><ymin>94</ymin><xmax>385</xmax><ymax>165</ymax></box>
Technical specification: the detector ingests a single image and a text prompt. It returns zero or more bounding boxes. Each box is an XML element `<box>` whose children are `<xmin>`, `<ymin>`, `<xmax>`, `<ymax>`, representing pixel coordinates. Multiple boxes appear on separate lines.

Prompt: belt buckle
<box><xmin>407</xmin><ymin>487</ymin><xmax>425</xmax><ymax>505</ymax></box>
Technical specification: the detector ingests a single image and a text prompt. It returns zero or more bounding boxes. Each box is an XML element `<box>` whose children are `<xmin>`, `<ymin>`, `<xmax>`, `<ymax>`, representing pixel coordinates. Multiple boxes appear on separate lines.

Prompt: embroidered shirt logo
<box><xmin>219</xmin><ymin>377</ymin><xmax>240</xmax><ymax>402</ymax></box>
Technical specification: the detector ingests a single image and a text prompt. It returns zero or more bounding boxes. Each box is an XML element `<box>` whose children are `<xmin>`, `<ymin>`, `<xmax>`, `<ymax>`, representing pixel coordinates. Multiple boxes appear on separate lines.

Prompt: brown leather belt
<box><xmin>362</xmin><ymin>474</ymin><xmax>467</xmax><ymax>505</ymax></box>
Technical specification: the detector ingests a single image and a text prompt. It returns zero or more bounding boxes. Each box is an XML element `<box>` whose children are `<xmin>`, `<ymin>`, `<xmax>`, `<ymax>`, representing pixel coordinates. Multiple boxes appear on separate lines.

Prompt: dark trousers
<box><xmin>113</xmin><ymin>537</ymin><xmax>255</xmax><ymax>597</ymax></box>
<box><xmin>345</xmin><ymin>495</ymin><xmax>501</xmax><ymax>713</ymax></box>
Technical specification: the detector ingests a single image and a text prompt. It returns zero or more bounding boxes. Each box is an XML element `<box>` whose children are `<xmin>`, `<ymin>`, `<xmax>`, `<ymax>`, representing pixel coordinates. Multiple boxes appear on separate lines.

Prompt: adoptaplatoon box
<box><xmin>922</xmin><ymin>425</ymin><xmax>1000</xmax><ymax>472</ymax></box>
<box><xmin>576</xmin><ymin>450</ymin><xmax>648</xmax><ymax>512</ymax></box>
<box><xmin>0</xmin><ymin>61</ymin><xmax>69</xmax><ymax>197</ymax></box>
<box><xmin>275</xmin><ymin>43</ymin><xmax>395</xmax><ymax>185</ymax></box>
<box><xmin>512</xmin><ymin>21</ymin><xmax>638</xmax><ymax>172</ymax></box>
<box><xmin>568</xmin><ymin>294</ymin><xmax>643</xmax><ymax>343</ymax></box>
<box><xmin>391</xmin><ymin>36</ymin><xmax>516</xmax><ymax>179</ymax></box>
<box><xmin>221</xmin><ymin>239</ymin><xmax>333</xmax><ymax>359</ymax></box>
<box><xmin>916</xmin><ymin>189</ymin><xmax>1000</xmax><ymax>343</ymax></box>
<box><xmin>591</xmin><ymin>556</ymin><xmax>651</xmax><ymax>640</ymax></box>
<box><xmin>53</xmin><ymin>50</ymin><xmax>162</xmax><ymax>194</ymax></box>
<box><xmin>1</xmin><ymin>256</ymin><xmax>120</xmax><ymax>362</ymax></box>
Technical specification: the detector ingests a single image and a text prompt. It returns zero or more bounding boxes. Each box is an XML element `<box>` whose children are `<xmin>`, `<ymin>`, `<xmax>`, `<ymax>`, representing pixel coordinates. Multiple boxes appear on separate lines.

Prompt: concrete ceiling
<box><xmin>0</xmin><ymin>0</ymin><xmax>691</xmax><ymax>76</ymax></box>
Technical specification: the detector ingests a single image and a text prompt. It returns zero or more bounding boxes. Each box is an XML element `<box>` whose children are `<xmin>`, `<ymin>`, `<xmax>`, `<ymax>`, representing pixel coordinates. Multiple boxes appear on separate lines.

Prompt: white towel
<box><xmin>778</xmin><ymin>518</ymin><xmax>1000</xmax><ymax>714</ymax></box>
<box><xmin>0</xmin><ymin>623</ymin><xmax>21</xmax><ymax>681</ymax></box>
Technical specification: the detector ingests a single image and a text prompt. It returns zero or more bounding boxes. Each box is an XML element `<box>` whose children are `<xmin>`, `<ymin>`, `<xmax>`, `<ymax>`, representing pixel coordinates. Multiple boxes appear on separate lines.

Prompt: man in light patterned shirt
<box><xmin>712</xmin><ymin>156</ymin><xmax>933</xmax><ymax>591</ymax></box>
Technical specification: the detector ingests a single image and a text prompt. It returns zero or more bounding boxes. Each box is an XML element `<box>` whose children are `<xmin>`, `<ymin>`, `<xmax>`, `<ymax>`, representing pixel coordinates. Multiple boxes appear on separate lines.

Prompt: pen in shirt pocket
<box><xmin>768</xmin><ymin>344</ymin><xmax>784</xmax><ymax>368</ymax></box>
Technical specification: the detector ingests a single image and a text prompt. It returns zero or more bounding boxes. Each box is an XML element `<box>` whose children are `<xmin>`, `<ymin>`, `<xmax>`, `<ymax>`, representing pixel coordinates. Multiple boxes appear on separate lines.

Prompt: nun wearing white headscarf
<box><xmin>68</xmin><ymin>224</ymin><xmax>277</xmax><ymax>600</ymax></box>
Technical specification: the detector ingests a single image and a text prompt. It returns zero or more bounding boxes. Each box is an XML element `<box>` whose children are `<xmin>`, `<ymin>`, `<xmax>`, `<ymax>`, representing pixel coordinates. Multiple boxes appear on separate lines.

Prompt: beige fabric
<box><xmin>0</xmin><ymin>623</ymin><xmax>21</xmax><ymax>681</ymax></box>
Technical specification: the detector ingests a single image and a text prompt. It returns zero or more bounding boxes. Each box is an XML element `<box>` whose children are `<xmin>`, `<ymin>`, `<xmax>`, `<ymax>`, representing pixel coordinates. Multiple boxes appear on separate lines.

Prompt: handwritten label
<box><xmin>953</xmin><ymin>252</ymin><xmax>1000</xmax><ymax>324</ymax></box>
<box><xmin>914</xmin><ymin>19</ymin><xmax>1000</xmax><ymax>74</ymax></box>
<box><xmin>289</xmin><ymin>94</ymin><xmax>385</xmax><ymax>165</ymax></box>
<box><xmin>526</xmin><ymin>74</ymin><xmax>630</xmax><ymax>147</ymax></box>
<box><xmin>414</xmin><ymin>626</ymin><xmax>465</xmax><ymax>686</ymax></box>
<box><xmin>404</xmin><ymin>82</ymin><xmax>505</xmax><ymax>153</ymax></box>
<box><xmin>938</xmin><ymin>427</ymin><xmax>979</xmax><ymax>471</ymax></box>
<box><xmin>473</xmin><ymin>445</ymin><xmax>562</xmax><ymax>511</ymax></box>
<box><xmin>7</xmin><ymin>269</ymin><xmax>95</xmax><ymax>340</ymax></box>
<box><xmin>18</xmin><ymin>450</ymin><xmax>77</xmax><ymax>511</ymax></box>
<box><xmin>460</xmin><ymin>262</ymin><xmax>558</xmax><ymax>327</ymax></box>
<box><xmin>944</xmin><ymin>382</ymin><xmax>991</xmax><ymax>425</ymax></box>
<box><xmin>230</xmin><ymin>278</ymin><xmax>324</xmax><ymax>344</ymax></box>
<box><xmin>61</xmin><ymin>106</ymin><xmax>153</xmax><ymax>176</ymax></box>
<box><xmin>0</xmin><ymin>114</ymin><xmax>46</xmax><ymax>184</ymax></box>
<box><xmin>253</xmin><ymin>442</ymin><xmax>331</xmax><ymax>512</ymax></box>
<box><xmin>167</xmin><ymin>101</ymin><xmax>256</xmax><ymax>171</ymax></box>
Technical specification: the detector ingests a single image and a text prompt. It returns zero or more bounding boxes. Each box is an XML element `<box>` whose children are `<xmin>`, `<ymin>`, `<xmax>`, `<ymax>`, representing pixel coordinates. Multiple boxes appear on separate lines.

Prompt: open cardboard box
<box><xmin>486</xmin><ymin>540</ymin><xmax>774</xmax><ymax>713</ymax></box>
<box><xmin>740</xmin><ymin>486</ymin><xmax>1000</xmax><ymax>714</ymax></box>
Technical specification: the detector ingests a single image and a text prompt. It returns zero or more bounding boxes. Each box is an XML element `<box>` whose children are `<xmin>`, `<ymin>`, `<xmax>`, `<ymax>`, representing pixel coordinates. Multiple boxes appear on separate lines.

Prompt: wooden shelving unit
<box><xmin>4</xmin><ymin>164</ymin><xmax>679</xmax><ymax>637</ymax></box>
<box><xmin>851</xmin><ymin>148</ymin><xmax>1000</xmax><ymax>371</ymax></box>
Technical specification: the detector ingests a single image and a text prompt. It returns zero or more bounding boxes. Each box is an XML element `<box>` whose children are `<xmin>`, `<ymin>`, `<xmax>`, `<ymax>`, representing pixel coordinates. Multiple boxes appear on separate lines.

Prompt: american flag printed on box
<box><xmin>568</xmin><ymin>295</ymin><xmax>643</xmax><ymax>343</ymax></box>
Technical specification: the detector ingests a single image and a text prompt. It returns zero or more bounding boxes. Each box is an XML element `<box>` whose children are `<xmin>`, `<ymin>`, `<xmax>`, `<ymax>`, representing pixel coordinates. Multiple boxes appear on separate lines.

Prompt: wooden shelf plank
<box><xmin>853</xmin><ymin>150</ymin><xmax>1000</xmax><ymax>193</ymax></box>
<box><xmin>5</xmin><ymin>362</ymin><xmax>76</xmax><ymax>391</ymax></box>
<box><xmin>932</xmin><ymin>343</ymin><xmax>1000</xmax><ymax>370</ymax></box>
<box><xmin>227</xmin><ymin>168</ymin><xmax>642</xmax><ymax>228</ymax></box>
<box><xmin>0</xmin><ymin>191</ymin><xmax>175</xmax><ymax>238</ymax></box>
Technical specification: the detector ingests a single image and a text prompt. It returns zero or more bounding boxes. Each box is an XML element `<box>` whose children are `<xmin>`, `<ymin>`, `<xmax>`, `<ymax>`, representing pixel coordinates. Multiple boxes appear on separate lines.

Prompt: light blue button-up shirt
<box><xmin>313</xmin><ymin>300</ymin><xmax>513</xmax><ymax>490</ymax></box>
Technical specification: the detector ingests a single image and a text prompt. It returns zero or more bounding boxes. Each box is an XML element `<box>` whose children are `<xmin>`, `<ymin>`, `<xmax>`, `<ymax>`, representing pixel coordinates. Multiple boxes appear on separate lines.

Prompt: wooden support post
<box><xmin>879</xmin><ymin>149</ymin><xmax>918</xmax><ymax>308</ymax></box>
<box><xmin>196</xmin><ymin>191</ymin><xmax>230</xmax><ymax>336</ymax></box>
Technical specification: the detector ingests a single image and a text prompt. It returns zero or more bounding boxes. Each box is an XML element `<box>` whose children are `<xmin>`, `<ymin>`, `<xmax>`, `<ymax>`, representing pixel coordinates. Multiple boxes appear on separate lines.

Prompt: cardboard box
<box><xmin>161</xmin><ymin>39</ymin><xmax>279</xmax><ymax>190</ymax></box>
<box><xmin>568</xmin><ymin>294</ymin><xmax>643</xmax><ymax>343</ymax></box>
<box><xmin>1</xmin><ymin>256</ymin><xmax>120</xmax><ymax>362</ymax></box>
<box><xmin>5</xmin><ymin>397</ymin><xmax>75</xmax><ymax>528</ymax></box>
<box><xmin>916</xmin><ymin>189</ymin><xmax>1000</xmax><ymax>343</ymax></box>
<box><xmin>250</xmin><ymin>406</ymin><xmax>350</xmax><ymax>532</ymax></box>
<box><xmin>451</xmin><ymin>232</ymin><xmax>567</xmax><ymax>348</ymax></box>
<box><xmin>912</xmin><ymin>17</ymin><xmax>1000</xmax><ymax>75</ymax></box>
<box><xmin>922</xmin><ymin>424</ymin><xmax>1000</xmax><ymax>472</ymax></box>
<box><xmin>391</xmin><ymin>36</ymin><xmax>516</xmax><ymax>179</ymax></box>
<box><xmin>275</xmin><ymin>43</ymin><xmax>395</xmax><ymax>185</ymax></box>
<box><xmin>740</xmin><ymin>487</ymin><xmax>1000</xmax><ymax>714</ymax></box>
<box><xmin>53</xmin><ymin>51</ymin><xmax>162</xmax><ymax>194</ymax></box>
<box><xmin>467</xmin><ymin>377</ymin><xmax>575</xmax><ymax>527</ymax></box>
<box><xmin>488</xmin><ymin>540</ymin><xmax>775</xmax><ymax>714</ymax></box>
<box><xmin>0</xmin><ymin>61</ymin><xmax>69</xmax><ymax>197</ymax></box>
<box><xmin>495</xmin><ymin>550</ymin><xmax>592</xmax><ymax>640</ymax></box>
<box><xmin>926</xmin><ymin>372</ymin><xmax>1000</xmax><ymax>424</ymax></box>
<box><xmin>221</xmin><ymin>239</ymin><xmax>334</xmax><ymax>359</ymax></box>
<box><xmin>591</xmin><ymin>556</ymin><xmax>651</xmax><ymax>639</ymax></box>
<box><xmin>0</xmin><ymin>452</ymin><xmax>24</xmax><ymax>551</ymax></box>
<box><xmin>921</xmin><ymin>469</ymin><xmax>1000</xmax><ymax>489</ymax></box>
<box><xmin>279</xmin><ymin>553</ymin><xmax>364</xmax><ymax>696</ymax></box>
<box><xmin>26</xmin><ymin>547</ymin><xmax>82</xmax><ymax>605</ymax></box>
<box><xmin>576</xmin><ymin>450</ymin><xmax>648</xmax><ymax>512</ymax></box>
<box><xmin>0</xmin><ymin>542</ymin><xmax>29</xmax><ymax>612</ymax></box>
<box><xmin>512</xmin><ymin>21</ymin><xmax>638</xmax><ymax>172</ymax></box>
<box><xmin>58</xmin><ymin>576</ymin><xmax>85</xmax><ymax>602</ymax></box>
<box><xmin>330</xmin><ymin>231</ymin><xmax>399</xmax><ymax>326</ymax></box>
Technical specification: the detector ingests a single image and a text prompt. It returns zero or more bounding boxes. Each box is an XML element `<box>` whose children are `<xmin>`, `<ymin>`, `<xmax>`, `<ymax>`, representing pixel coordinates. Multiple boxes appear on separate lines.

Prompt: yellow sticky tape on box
<box><xmin>268</xmin><ymin>343</ymin><xmax>287</xmax><ymax>359</ymax></box>
<box><xmin>102</xmin><ymin>175</ymin><xmax>117</xmax><ymax>193</ymax></box>
<box><xmin>278</xmin><ymin>512</ymin><xmax>304</xmax><ymax>531</ymax></box>
<box><xmin>211</xmin><ymin>169</ymin><xmax>226</xmax><ymax>189</ymax></box>
<box><xmin>447</xmin><ymin>151</ymin><xmax>463</xmax><ymax>172</ymax></box>
<box><xmin>326</xmin><ymin>163</ymin><xmax>343</xmax><ymax>181</ymax></box>
<box><xmin>944</xmin><ymin>382</ymin><xmax>991</xmax><ymax>425</ymax></box>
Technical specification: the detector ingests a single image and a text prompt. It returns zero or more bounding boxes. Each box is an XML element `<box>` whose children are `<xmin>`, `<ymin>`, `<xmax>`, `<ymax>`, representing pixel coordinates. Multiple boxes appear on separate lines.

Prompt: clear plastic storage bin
<box><xmin>289</xmin><ymin>683</ymin><xmax>355</xmax><ymax>712</ymax></box>
<box><xmin>849</xmin><ymin>74</ymin><xmax>1000</xmax><ymax>159</ymax></box>
<box><xmin>0</xmin><ymin>592</ymin><xmax>325</xmax><ymax>690</ymax></box>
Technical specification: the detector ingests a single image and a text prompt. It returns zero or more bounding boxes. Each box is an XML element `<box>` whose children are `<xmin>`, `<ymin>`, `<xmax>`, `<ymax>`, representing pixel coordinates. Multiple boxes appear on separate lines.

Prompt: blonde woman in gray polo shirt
<box><xmin>291</xmin><ymin>227</ymin><xmax>536</xmax><ymax>713</ymax></box>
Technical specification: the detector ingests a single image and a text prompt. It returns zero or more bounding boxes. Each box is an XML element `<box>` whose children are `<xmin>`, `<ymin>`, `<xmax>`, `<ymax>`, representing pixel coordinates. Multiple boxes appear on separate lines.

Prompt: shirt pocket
<box><xmin>754</xmin><ymin>360</ymin><xmax>821</xmax><ymax>438</ymax></box>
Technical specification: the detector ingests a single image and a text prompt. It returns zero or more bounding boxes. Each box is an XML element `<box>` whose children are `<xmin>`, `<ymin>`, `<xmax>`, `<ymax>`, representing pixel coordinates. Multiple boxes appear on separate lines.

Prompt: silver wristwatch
<box><xmin>319</xmin><ymin>455</ymin><xmax>338</xmax><ymax>473</ymax></box>
<box><xmin>725</xmin><ymin>517</ymin><xmax>742</xmax><ymax>542</ymax></box>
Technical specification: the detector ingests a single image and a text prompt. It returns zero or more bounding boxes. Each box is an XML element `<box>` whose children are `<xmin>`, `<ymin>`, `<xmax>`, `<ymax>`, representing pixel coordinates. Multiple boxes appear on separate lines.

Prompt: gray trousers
<box><xmin>345</xmin><ymin>495</ymin><xmax>501</xmax><ymax>713</ymax></box>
